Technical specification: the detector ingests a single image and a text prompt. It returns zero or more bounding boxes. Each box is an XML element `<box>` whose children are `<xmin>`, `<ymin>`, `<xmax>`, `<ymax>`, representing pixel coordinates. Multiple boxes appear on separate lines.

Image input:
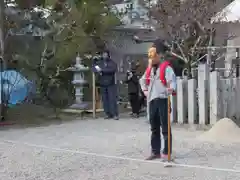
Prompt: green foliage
<box><xmin>9</xmin><ymin>0</ymin><xmax>119</xmax><ymax>65</ymax></box>
<box><xmin>15</xmin><ymin>0</ymin><xmax>46</xmax><ymax>9</ymax></box>
<box><xmin>4</xmin><ymin>0</ymin><xmax>120</xmax><ymax>112</ymax></box>
<box><xmin>46</xmin><ymin>0</ymin><xmax>119</xmax><ymax>65</ymax></box>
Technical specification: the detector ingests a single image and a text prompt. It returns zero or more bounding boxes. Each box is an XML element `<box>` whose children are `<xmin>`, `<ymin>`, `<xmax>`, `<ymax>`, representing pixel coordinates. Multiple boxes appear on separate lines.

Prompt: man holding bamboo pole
<box><xmin>139</xmin><ymin>39</ymin><xmax>177</xmax><ymax>160</ymax></box>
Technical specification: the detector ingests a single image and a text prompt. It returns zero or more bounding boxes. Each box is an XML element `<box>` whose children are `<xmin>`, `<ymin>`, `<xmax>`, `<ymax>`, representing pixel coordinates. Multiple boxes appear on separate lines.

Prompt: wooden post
<box><xmin>92</xmin><ymin>73</ymin><xmax>96</xmax><ymax>118</ymax></box>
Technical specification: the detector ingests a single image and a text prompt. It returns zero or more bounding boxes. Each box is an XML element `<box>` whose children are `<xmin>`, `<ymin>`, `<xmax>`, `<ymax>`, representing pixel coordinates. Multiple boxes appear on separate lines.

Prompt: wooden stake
<box><xmin>167</xmin><ymin>95</ymin><xmax>171</xmax><ymax>162</ymax></box>
<box><xmin>92</xmin><ymin>72</ymin><xmax>96</xmax><ymax>118</ymax></box>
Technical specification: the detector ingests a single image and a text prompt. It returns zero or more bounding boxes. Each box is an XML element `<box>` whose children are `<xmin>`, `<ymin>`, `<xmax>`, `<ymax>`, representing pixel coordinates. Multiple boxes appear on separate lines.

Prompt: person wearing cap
<box><xmin>93</xmin><ymin>50</ymin><xmax>119</xmax><ymax>120</ymax></box>
<box><xmin>124</xmin><ymin>62</ymin><xmax>140</xmax><ymax>118</ymax></box>
<box><xmin>139</xmin><ymin>39</ymin><xmax>177</xmax><ymax>160</ymax></box>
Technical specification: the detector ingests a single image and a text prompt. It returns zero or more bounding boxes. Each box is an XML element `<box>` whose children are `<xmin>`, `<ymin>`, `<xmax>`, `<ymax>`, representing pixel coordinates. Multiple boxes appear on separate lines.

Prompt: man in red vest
<box><xmin>139</xmin><ymin>39</ymin><xmax>177</xmax><ymax>160</ymax></box>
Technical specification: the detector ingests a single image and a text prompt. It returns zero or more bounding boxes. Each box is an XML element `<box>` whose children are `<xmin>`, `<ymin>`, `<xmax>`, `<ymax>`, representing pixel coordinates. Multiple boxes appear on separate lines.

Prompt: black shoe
<box><xmin>132</xmin><ymin>113</ymin><xmax>139</xmax><ymax>118</ymax></box>
<box><xmin>145</xmin><ymin>154</ymin><xmax>161</xmax><ymax>160</ymax></box>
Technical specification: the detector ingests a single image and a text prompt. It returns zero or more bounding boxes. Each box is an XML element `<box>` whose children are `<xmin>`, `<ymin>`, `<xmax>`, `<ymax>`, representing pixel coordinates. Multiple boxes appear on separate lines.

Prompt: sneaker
<box><xmin>145</xmin><ymin>154</ymin><xmax>161</xmax><ymax>160</ymax></box>
<box><xmin>161</xmin><ymin>154</ymin><xmax>171</xmax><ymax>161</ymax></box>
<box><xmin>113</xmin><ymin>116</ymin><xmax>119</xmax><ymax>120</ymax></box>
<box><xmin>104</xmin><ymin>116</ymin><xmax>112</xmax><ymax>119</ymax></box>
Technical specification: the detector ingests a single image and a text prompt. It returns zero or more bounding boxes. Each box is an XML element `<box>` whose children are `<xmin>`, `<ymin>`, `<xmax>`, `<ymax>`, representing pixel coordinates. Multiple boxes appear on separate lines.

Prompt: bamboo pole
<box><xmin>167</xmin><ymin>95</ymin><xmax>171</xmax><ymax>162</ymax></box>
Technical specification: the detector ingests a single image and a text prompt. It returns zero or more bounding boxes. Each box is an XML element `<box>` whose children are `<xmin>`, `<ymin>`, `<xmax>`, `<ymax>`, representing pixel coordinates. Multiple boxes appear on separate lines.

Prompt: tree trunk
<box><xmin>0</xmin><ymin>0</ymin><xmax>5</xmax><ymax>61</ymax></box>
<box><xmin>0</xmin><ymin>1</ymin><xmax>6</xmax><ymax>121</ymax></box>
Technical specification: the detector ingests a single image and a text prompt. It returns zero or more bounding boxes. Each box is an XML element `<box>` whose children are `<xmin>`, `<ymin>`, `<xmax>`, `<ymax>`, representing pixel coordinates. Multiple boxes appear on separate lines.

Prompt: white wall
<box><xmin>226</xmin><ymin>24</ymin><xmax>240</xmax><ymax>65</ymax></box>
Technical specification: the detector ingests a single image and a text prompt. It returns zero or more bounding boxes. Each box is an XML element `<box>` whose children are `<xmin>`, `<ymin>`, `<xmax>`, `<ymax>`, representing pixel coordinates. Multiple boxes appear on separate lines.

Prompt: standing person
<box><xmin>124</xmin><ymin>63</ymin><xmax>140</xmax><ymax>118</ymax></box>
<box><xmin>138</xmin><ymin>85</ymin><xmax>146</xmax><ymax>113</ymax></box>
<box><xmin>93</xmin><ymin>50</ymin><xmax>119</xmax><ymax>120</ymax></box>
<box><xmin>139</xmin><ymin>39</ymin><xmax>177</xmax><ymax>160</ymax></box>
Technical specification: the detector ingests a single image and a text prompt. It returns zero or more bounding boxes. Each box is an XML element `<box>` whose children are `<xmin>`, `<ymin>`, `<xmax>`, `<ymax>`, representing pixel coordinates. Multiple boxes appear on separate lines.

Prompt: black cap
<box><xmin>102</xmin><ymin>49</ymin><xmax>110</xmax><ymax>55</ymax></box>
<box><xmin>152</xmin><ymin>39</ymin><xmax>168</xmax><ymax>54</ymax></box>
<box><xmin>102</xmin><ymin>49</ymin><xmax>110</xmax><ymax>58</ymax></box>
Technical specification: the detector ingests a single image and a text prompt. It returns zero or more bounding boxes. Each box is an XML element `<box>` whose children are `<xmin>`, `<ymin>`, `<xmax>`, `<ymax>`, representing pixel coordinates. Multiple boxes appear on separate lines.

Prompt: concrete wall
<box><xmin>174</xmin><ymin>64</ymin><xmax>240</xmax><ymax>125</ymax></box>
<box><xmin>213</xmin><ymin>0</ymin><xmax>235</xmax><ymax>68</ymax></box>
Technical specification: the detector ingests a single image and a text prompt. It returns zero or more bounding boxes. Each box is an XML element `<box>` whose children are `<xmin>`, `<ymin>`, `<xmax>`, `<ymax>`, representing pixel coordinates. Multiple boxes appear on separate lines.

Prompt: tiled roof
<box><xmin>107</xmin><ymin>0</ymin><xmax>124</xmax><ymax>5</ymax></box>
<box><xmin>212</xmin><ymin>0</ymin><xmax>240</xmax><ymax>23</ymax></box>
<box><xmin>111</xmin><ymin>0</ymin><xmax>151</xmax><ymax>29</ymax></box>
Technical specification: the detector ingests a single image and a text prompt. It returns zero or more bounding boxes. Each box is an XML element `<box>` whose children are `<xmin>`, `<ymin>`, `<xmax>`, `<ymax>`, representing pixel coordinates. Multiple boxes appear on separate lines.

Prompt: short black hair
<box><xmin>152</xmin><ymin>39</ymin><xmax>168</xmax><ymax>54</ymax></box>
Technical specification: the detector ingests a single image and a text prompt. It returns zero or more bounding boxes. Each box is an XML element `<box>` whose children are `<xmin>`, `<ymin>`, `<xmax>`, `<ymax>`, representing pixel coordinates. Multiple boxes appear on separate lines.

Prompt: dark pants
<box><xmin>139</xmin><ymin>95</ymin><xmax>146</xmax><ymax>109</ymax></box>
<box><xmin>128</xmin><ymin>93</ymin><xmax>140</xmax><ymax>114</ymax></box>
<box><xmin>149</xmin><ymin>98</ymin><xmax>172</xmax><ymax>155</ymax></box>
<box><xmin>100</xmin><ymin>85</ymin><xmax>118</xmax><ymax>117</ymax></box>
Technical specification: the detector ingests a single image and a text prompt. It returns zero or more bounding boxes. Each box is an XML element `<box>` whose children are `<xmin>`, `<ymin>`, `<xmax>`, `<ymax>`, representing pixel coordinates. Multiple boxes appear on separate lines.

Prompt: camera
<box><xmin>127</xmin><ymin>70</ymin><xmax>132</xmax><ymax>75</ymax></box>
<box><xmin>93</xmin><ymin>55</ymin><xmax>101</xmax><ymax>61</ymax></box>
<box><xmin>126</xmin><ymin>71</ymin><xmax>133</xmax><ymax>80</ymax></box>
<box><xmin>92</xmin><ymin>55</ymin><xmax>102</xmax><ymax>64</ymax></box>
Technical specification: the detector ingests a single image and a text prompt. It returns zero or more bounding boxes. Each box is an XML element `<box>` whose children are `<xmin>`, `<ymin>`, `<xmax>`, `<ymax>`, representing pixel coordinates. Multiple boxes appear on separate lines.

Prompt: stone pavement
<box><xmin>0</xmin><ymin>117</ymin><xmax>240</xmax><ymax>180</ymax></box>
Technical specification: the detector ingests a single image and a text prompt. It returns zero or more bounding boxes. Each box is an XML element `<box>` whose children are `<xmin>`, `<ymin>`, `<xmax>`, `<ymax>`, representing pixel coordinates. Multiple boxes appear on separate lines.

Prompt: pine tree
<box><xmin>2</xmin><ymin>0</ymin><xmax>119</xmax><ymax>117</ymax></box>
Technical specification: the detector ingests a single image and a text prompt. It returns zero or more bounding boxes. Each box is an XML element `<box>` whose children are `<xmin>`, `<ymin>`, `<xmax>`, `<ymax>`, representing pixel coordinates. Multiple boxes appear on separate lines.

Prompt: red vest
<box><xmin>145</xmin><ymin>61</ymin><xmax>176</xmax><ymax>96</ymax></box>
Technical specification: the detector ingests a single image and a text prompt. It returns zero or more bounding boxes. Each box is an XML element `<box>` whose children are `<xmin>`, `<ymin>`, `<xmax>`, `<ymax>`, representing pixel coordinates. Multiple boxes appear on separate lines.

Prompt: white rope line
<box><xmin>2</xmin><ymin>139</ymin><xmax>240</xmax><ymax>173</ymax></box>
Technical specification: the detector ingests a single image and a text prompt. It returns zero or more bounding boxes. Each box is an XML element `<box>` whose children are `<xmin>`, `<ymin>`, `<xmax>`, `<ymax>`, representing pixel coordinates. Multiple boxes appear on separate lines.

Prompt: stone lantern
<box><xmin>67</xmin><ymin>54</ymin><xmax>89</xmax><ymax>110</ymax></box>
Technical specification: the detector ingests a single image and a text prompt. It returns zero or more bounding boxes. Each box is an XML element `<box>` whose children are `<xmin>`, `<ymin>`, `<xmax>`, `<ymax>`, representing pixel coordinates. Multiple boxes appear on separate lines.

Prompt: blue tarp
<box><xmin>0</xmin><ymin>70</ymin><xmax>36</xmax><ymax>107</ymax></box>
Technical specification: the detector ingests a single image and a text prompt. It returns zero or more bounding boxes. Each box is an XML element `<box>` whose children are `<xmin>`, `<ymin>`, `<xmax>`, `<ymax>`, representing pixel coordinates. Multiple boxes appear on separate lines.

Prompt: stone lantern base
<box><xmin>69</xmin><ymin>103</ymin><xmax>89</xmax><ymax>110</ymax></box>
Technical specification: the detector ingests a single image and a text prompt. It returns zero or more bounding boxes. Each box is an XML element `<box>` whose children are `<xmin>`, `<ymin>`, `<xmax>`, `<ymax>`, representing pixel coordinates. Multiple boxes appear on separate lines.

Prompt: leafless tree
<box><xmin>147</xmin><ymin>0</ymin><xmax>218</xmax><ymax>77</ymax></box>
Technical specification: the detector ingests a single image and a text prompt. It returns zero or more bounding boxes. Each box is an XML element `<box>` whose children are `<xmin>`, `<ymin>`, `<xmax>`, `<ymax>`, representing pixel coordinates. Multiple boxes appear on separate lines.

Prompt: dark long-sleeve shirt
<box><xmin>125</xmin><ymin>71</ymin><xmax>139</xmax><ymax>94</ymax></box>
<box><xmin>92</xmin><ymin>58</ymin><xmax>117</xmax><ymax>87</ymax></box>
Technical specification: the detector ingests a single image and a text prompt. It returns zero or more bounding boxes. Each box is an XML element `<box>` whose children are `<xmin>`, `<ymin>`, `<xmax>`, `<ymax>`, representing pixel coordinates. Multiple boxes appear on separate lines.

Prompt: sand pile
<box><xmin>198</xmin><ymin>118</ymin><xmax>240</xmax><ymax>143</ymax></box>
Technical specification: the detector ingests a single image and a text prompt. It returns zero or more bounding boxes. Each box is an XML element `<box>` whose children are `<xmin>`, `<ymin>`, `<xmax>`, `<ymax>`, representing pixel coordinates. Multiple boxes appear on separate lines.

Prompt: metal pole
<box><xmin>196</xmin><ymin>46</ymin><xmax>240</xmax><ymax>50</ymax></box>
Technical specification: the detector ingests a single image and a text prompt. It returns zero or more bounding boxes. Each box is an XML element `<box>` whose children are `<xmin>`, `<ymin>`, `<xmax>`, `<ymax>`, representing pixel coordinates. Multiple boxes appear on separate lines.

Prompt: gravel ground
<box><xmin>0</xmin><ymin>116</ymin><xmax>240</xmax><ymax>180</ymax></box>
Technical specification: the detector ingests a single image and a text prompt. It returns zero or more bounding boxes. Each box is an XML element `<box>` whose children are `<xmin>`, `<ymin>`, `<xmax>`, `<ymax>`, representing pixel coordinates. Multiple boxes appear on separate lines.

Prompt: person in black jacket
<box><xmin>93</xmin><ymin>50</ymin><xmax>119</xmax><ymax>120</ymax></box>
<box><xmin>125</xmin><ymin>63</ymin><xmax>140</xmax><ymax>118</ymax></box>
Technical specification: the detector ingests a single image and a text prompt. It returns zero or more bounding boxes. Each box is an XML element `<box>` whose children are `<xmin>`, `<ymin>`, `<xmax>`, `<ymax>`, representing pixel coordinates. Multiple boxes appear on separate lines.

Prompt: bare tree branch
<box><xmin>147</xmin><ymin>0</ymin><xmax>218</xmax><ymax>66</ymax></box>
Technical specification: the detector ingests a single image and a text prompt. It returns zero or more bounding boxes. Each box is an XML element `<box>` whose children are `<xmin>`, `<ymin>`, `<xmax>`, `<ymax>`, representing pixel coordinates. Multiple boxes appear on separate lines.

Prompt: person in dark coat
<box><xmin>92</xmin><ymin>50</ymin><xmax>119</xmax><ymax>120</ymax></box>
<box><xmin>125</xmin><ymin>63</ymin><xmax>140</xmax><ymax>118</ymax></box>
